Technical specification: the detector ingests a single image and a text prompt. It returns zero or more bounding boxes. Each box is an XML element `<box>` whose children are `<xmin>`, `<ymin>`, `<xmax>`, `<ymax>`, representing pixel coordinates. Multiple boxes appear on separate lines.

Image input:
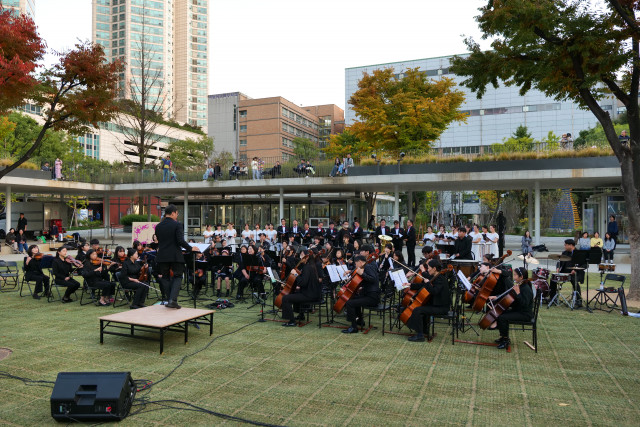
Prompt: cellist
<box><xmin>341</xmin><ymin>254</ymin><xmax>380</xmax><ymax>334</ymax></box>
<box><xmin>405</xmin><ymin>259</ymin><xmax>450</xmax><ymax>342</ymax></box>
<box><xmin>488</xmin><ymin>267</ymin><xmax>534</xmax><ymax>350</ymax></box>
<box><xmin>281</xmin><ymin>249</ymin><xmax>322</xmax><ymax>327</ymax></box>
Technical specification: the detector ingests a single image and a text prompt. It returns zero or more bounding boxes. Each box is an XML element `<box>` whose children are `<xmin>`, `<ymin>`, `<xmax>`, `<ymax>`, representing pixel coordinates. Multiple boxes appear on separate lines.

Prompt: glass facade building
<box><xmin>345</xmin><ymin>55</ymin><xmax>618</xmax><ymax>152</ymax></box>
<box><xmin>92</xmin><ymin>0</ymin><xmax>209</xmax><ymax>130</ymax></box>
<box><xmin>1</xmin><ymin>0</ymin><xmax>35</xmax><ymax>17</ymax></box>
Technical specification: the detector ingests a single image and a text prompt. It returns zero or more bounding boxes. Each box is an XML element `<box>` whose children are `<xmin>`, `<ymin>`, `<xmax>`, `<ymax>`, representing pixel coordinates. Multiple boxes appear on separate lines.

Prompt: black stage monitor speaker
<box><xmin>50</xmin><ymin>372</ymin><xmax>136</xmax><ymax>422</ymax></box>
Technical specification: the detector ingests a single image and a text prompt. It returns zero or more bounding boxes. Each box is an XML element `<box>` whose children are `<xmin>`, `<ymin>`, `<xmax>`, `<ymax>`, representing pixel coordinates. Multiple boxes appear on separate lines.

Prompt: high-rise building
<box><xmin>91</xmin><ymin>0</ymin><xmax>209</xmax><ymax>131</ymax></box>
<box><xmin>1</xmin><ymin>0</ymin><xmax>35</xmax><ymax>17</ymax></box>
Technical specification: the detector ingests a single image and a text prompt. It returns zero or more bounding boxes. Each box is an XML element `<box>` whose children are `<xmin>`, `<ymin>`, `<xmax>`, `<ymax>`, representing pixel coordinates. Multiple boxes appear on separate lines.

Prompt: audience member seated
<box><xmin>229</xmin><ymin>162</ymin><xmax>240</xmax><ymax>179</ymax></box>
<box><xmin>294</xmin><ymin>159</ymin><xmax>308</xmax><ymax>176</ymax></box>
<box><xmin>265</xmin><ymin>161</ymin><xmax>282</xmax><ymax>178</ymax></box>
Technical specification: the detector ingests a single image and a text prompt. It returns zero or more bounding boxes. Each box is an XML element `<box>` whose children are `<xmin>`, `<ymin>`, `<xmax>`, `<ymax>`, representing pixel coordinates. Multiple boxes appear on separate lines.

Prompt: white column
<box><xmin>5</xmin><ymin>186</ymin><xmax>11</xmax><ymax>231</ymax></box>
<box><xmin>183</xmin><ymin>190</ymin><xmax>188</xmax><ymax>240</ymax></box>
<box><xmin>527</xmin><ymin>187</ymin><xmax>533</xmax><ymax>233</ymax></box>
<box><xmin>394</xmin><ymin>185</ymin><xmax>400</xmax><ymax>221</ymax></box>
<box><xmin>103</xmin><ymin>194</ymin><xmax>110</xmax><ymax>239</ymax></box>
<box><xmin>279</xmin><ymin>188</ymin><xmax>284</xmax><ymax>221</ymax></box>
<box><xmin>534</xmin><ymin>182</ymin><xmax>541</xmax><ymax>245</ymax></box>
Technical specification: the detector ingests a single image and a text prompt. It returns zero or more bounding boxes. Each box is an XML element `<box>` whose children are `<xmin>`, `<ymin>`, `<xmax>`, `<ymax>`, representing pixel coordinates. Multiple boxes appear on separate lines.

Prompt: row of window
<box><xmin>282</xmin><ymin>123</ymin><xmax>318</xmax><ymax>142</ymax></box>
<box><xmin>281</xmin><ymin>107</ymin><xmax>318</xmax><ymax>130</ymax></box>
<box><xmin>393</xmin><ymin>68</ymin><xmax>450</xmax><ymax>80</ymax></box>
<box><xmin>282</xmin><ymin>137</ymin><xmax>294</xmax><ymax>148</ymax></box>
<box><xmin>131</xmin><ymin>15</ymin><xmax>163</xmax><ymax>26</ymax></box>
<box><xmin>130</xmin><ymin>0</ymin><xmax>164</xmax><ymax>10</ymax></box>
<box><xmin>130</xmin><ymin>32</ymin><xmax>164</xmax><ymax>45</ymax></box>
<box><xmin>130</xmin><ymin>24</ymin><xmax>163</xmax><ymax>35</ymax></box>
<box><xmin>461</xmin><ymin>103</ymin><xmax>562</xmax><ymax>117</ymax></box>
<box><xmin>131</xmin><ymin>6</ymin><xmax>164</xmax><ymax>18</ymax></box>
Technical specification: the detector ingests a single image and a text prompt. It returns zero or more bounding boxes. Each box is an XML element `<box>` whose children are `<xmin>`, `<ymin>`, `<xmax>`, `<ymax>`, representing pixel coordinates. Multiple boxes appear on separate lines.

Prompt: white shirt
<box><xmin>225</xmin><ymin>228</ymin><xmax>237</xmax><ymax>247</ymax></box>
<box><xmin>203</xmin><ymin>230</ymin><xmax>214</xmax><ymax>243</ymax></box>
<box><xmin>241</xmin><ymin>230</ymin><xmax>252</xmax><ymax>243</ymax></box>
<box><xmin>266</xmin><ymin>229</ymin><xmax>277</xmax><ymax>243</ymax></box>
<box><xmin>252</xmin><ymin>229</ymin><xmax>263</xmax><ymax>241</ymax></box>
<box><xmin>486</xmin><ymin>232</ymin><xmax>499</xmax><ymax>255</ymax></box>
<box><xmin>423</xmin><ymin>232</ymin><xmax>435</xmax><ymax>246</ymax></box>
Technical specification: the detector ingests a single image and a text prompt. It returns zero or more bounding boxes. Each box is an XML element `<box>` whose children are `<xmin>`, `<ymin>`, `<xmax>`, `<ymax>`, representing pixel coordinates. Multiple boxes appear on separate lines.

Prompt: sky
<box><xmin>34</xmin><ymin>0</ymin><xmax>493</xmax><ymax>110</ymax></box>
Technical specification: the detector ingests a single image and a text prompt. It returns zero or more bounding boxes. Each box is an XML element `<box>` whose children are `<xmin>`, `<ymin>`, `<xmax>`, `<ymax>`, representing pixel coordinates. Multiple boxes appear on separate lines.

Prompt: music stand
<box><xmin>242</xmin><ymin>254</ymin><xmax>269</xmax><ymax>317</ymax></box>
<box><xmin>583</xmin><ymin>247</ymin><xmax>602</xmax><ymax>313</ymax></box>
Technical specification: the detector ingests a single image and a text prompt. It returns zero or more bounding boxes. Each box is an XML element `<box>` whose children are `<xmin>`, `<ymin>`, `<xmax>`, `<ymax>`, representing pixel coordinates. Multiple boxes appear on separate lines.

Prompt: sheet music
<box><xmin>326</xmin><ymin>265</ymin><xmax>341</xmax><ymax>282</ymax></box>
<box><xmin>457</xmin><ymin>270</ymin><xmax>472</xmax><ymax>291</ymax></box>
<box><xmin>389</xmin><ymin>268</ymin><xmax>410</xmax><ymax>291</ymax></box>
<box><xmin>266</xmin><ymin>267</ymin><xmax>277</xmax><ymax>282</ymax></box>
<box><xmin>190</xmin><ymin>243</ymin><xmax>209</xmax><ymax>252</ymax></box>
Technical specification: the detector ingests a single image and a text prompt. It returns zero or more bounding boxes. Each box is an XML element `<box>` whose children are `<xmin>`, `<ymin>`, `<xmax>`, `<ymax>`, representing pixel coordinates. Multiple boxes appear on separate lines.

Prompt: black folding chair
<box><xmin>0</xmin><ymin>260</ymin><xmax>19</xmax><ymax>291</ymax></box>
<box><xmin>509</xmin><ymin>292</ymin><xmax>543</xmax><ymax>353</ymax></box>
<box><xmin>589</xmin><ymin>273</ymin><xmax>625</xmax><ymax>313</ymax></box>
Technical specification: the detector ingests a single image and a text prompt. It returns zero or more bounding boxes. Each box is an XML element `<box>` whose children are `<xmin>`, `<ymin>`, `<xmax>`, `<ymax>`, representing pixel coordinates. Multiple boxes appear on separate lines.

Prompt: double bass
<box><xmin>399</xmin><ymin>265</ymin><xmax>452</xmax><ymax>325</ymax></box>
<box><xmin>332</xmin><ymin>249</ymin><xmax>380</xmax><ymax>314</ymax></box>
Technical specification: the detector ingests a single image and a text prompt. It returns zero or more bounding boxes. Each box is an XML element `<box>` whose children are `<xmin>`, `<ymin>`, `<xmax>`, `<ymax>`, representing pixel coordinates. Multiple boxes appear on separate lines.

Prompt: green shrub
<box><xmin>120</xmin><ymin>214</ymin><xmax>160</xmax><ymax>226</ymax></box>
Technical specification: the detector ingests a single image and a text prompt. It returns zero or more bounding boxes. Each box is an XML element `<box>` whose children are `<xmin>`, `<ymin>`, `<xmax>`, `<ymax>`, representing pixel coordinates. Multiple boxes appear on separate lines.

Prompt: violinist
<box><xmin>24</xmin><ymin>244</ymin><xmax>50</xmax><ymax>299</ymax></box>
<box><xmin>214</xmin><ymin>248</ymin><xmax>233</xmax><ymax>298</ymax></box>
<box><xmin>147</xmin><ymin>234</ymin><xmax>159</xmax><ymax>250</ymax></box>
<box><xmin>51</xmin><ymin>247</ymin><xmax>82</xmax><ymax>303</ymax></box>
<box><xmin>189</xmin><ymin>249</ymin><xmax>208</xmax><ymax>299</ymax></box>
<box><xmin>81</xmin><ymin>249</ymin><xmax>115</xmax><ymax>306</ymax></box>
<box><xmin>119</xmin><ymin>248</ymin><xmax>148</xmax><ymax>309</ymax></box>
<box><xmin>75</xmin><ymin>241</ymin><xmax>89</xmax><ymax>263</ymax></box>
<box><xmin>281</xmin><ymin>249</ymin><xmax>322</xmax><ymax>327</ymax></box>
<box><xmin>419</xmin><ymin>246</ymin><xmax>434</xmax><ymax>264</ymax></box>
<box><xmin>236</xmin><ymin>245</ymin><xmax>266</xmax><ymax>299</ymax></box>
<box><xmin>406</xmin><ymin>259</ymin><xmax>450</xmax><ymax>342</ymax></box>
<box><xmin>341</xmin><ymin>235</ymin><xmax>354</xmax><ymax>259</ymax></box>
<box><xmin>342</xmin><ymin>254</ymin><xmax>380</xmax><ymax>334</ymax></box>
<box><xmin>490</xmin><ymin>267</ymin><xmax>533</xmax><ymax>350</ymax></box>
<box><xmin>108</xmin><ymin>246</ymin><xmax>127</xmax><ymax>276</ymax></box>
<box><xmin>308</xmin><ymin>235</ymin><xmax>322</xmax><ymax>251</ymax></box>
<box><xmin>90</xmin><ymin>238</ymin><xmax>110</xmax><ymax>256</ymax></box>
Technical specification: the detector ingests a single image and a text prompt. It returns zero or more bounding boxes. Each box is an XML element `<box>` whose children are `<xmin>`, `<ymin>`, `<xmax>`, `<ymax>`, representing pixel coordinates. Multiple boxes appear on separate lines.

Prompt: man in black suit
<box><xmin>336</xmin><ymin>221</ymin><xmax>351</xmax><ymax>245</ymax></box>
<box><xmin>350</xmin><ymin>220</ymin><xmax>363</xmax><ymax>242</ymax></box>
<box><xmin>453</xmin><ymin>228</ymin><xmax>472</xmax><ymax>260</ymax></box>
<box><xmin>311</xmin><ymin>222</ymin><xmax>325</xmax><ymax>244</ymax></box>
<box><xmin>155</xmin><ymin>204</ymin><xmax>196</xmax><ymax>309</ymax></box>
<box><xmin>277</xmin><ymin>218</ymin><xmax>288</xmax><ymax>251</ymax></box>
<box><xmin>405</xmin><ymin>219</ymin><xmax>417</xmax><ymax>267</ymax></box>
<box><xmin>549</xmin><ymin>239</ymin><xmax>586</xmax><ymax>307</ymax></box>
<box><xmin>374</xmin><ymin>219</ymin><xmax>390</xmax><ymax>247</ymax></box>
<box><xmin>300</xmin><ymin>223</ymin><xmax>312</xmax><ymax>246</ymax></box>
<box><xmin>391</xmin><ymin>220</ymin><xmax>404</xmax><ymax>251</ymax></box>
<box><xmin>290</xmin><ymin>219</ymin><xmax>301</xmax><ymax>244</ymax></box>
<box><xmin>325</xmin><ymin>222</ymin><xmax>337</xmax><ymax>246</ymax></box>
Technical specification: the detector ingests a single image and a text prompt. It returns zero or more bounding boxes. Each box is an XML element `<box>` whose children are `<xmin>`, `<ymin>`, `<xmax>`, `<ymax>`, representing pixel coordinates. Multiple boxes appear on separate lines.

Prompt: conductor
<box><xmin>155</xmin><ymin>204</ymin><xmax>196</xmax><ymax>309</ymax></box>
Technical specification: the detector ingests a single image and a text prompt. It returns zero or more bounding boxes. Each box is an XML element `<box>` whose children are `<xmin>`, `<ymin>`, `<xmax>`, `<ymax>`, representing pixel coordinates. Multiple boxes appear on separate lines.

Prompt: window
<box><xmin>240</xmin><ymin>125</ymin><xmax>247</xmax><ymax>132</ymax></box>
<box><xmin>239</xmin><ymin>110</ymin><xmax>247</xmax><ymax>117</ymax></box>
<box><xmin>240</xmin><ymin>139</ymin><xmax>247</xmax><ymax>146</ymax></box>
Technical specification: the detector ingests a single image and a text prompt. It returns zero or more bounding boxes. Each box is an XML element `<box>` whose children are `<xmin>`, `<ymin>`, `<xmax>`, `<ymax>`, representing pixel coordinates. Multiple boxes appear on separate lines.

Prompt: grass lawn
<box><xmin>1</xmin><ymin>271</ymin><xmax>639</xmax><ymax>426</ymax></box>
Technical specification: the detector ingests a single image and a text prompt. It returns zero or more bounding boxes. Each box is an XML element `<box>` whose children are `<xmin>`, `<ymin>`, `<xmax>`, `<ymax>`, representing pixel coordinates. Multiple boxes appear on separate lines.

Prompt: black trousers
<box><xmin>407</xmin><ymin>242</ymin><xmax>416</xmax><ymax>267</ymax></box>
<box><xmin>237</xmin><ymin>276</ymin><xmax>265</xmax><ymax>297</ymax></box>
<box><xmin>345</xmin><ymin>294</ymin><xmax>378</xmax><ymax>326</ymax></box>
<box><xmin>88</xmin><ymin>279</ymin><xmax>115</xmax><ymax>297</ymax></box>
<box><xmin>123</xmin><ymin>280</ymin><xmax>148</xmax><ymax>306</ymax></box>
<box><xmin>406</xmin><ymin>305</ymin><xmax>449</xmax><ymax>335</ymax></box>
<box><xmin>158</xmin><ymin>262</ymin><xmax>185</xmax><ymax>303</ymax></box>
<box><xmin>497</xmin><ymin>311</ymin><xmax>531</xmax><ymax>338</ymax></box>
<box><xmin>498</xmin><ymin>234</ymin><xmax>505</xmax><ymax>257</ymax></box>
<box><xmin>603</xmin><ymin>250</ymin><xmax>614</xmax><ymax>262</ymax></box>
<box><xmin>54</xmin><ymin>278</ymin><xmax>81</xmax><ymax>299</ymax></box>
<box><xmin>26</xmin><ymin>271</ymin><xmax>49</xmax><ymax>294</ymax></box>
<box><xmin>281</xmin><ymin>293</ymin><xmax>316</xmax><ymax>322</ymax></box>
<box><xmin>550</xmin><ymin>276</ymin><xmax>583</xmax><ymax>302</ymax></box>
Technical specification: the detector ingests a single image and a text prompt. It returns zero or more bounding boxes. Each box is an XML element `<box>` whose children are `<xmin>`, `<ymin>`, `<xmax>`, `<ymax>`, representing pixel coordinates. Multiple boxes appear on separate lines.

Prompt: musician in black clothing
<box><xmin>155</xmin><ymin>204</ymin><xmax>196</xmax><ymax>309</ymax></box>
<box><xmin>119</xmin><ymin>248</ymin><xmax>148</xmax><ymax>309</ymax></box>
<box><xmin>336</xmin><ymin>221</ymin><xmax>351</xmax><ymax>245</ymax></box>
<box><xmin>350</xmin><ymin>220</ymin><xmax>363</xmax><ymax>242</ymax></box>
<box><xmin>391</xmin><ymin>220</ymin><xmax>404</xmax><ymax>251</ymax></box>
<box><xmin>300</xmin><ymin>223</ymin><xmax>312</xmax><ymax>246</ymax></box>
<box><xmin>406</xmin><ymin>259</ymin><xmax>451</xmax><ymax>342</ymax></box>
<box><xmin>342</xmin><ymin>255</ymin><xmax>381</xmax><ymax>334</ymax></box>
<box><xmin>491</xmin><ymin>267</ymin><xmax>534</xmax><ymax>350</ymax></box>
<box><xmin>325</xmin><ymin>222</ymin><xmax>338</xmax><ymax>246</ymax></box>
<box><xmin>290</xmin><ymin>220</ymin><xmax>301</xmax><ymax>244</ymax></box>
<box><xmin>311</xmin><ymin>222</ymin><xmax>325</xmax><ymax>244</ymax></box>
<box><xmin>213</xmin><ymin>248</ymin><xmax>233</xmax><ymax>298</ymax></box>
<box><xmin>405</xmin><ymin>219</ymin><xmax>417</xmax><ymax>267</ymax></box>
<box><xmin>236</xmin><ymin>245</ymin><xmax>266</xmax><ymax>299</ymax></box>
<box><xmin>377</xmin><ymin>243</ymin><xmax>394</xmax><ymax>282</ymax></box>
<box><xmin>75</xmin><ymin>241</ymin><xmax>89</xmax><ymax>263</ymax></box>
<box><xmin>374</xmin><ymin>219</ymin><xmax>390</xmax><ymax>247</ymax></box>
<box><xmin>24</xmin><ymin>244</ymin><xmax>50</xmax><ymax>299</ymax></box>
<box><xmin>453</xmin><ymin>228</ymin><xmax>473</xmax><ymax>260</ymax></box>
<box><xmin>81</xmin><ymin>249</ymin><xmax>115</xmax><ymax>306</ymax></box>
<box><xmin>51</xmin><ymin>247</ymin><xmax>81</xmax><ymax>303</ymax></box>
<box><xmin>281</xmin><ymin>249</ymin><xmax>322</xmax><ymax>326</ymax></box>
<box><xmin>189</xmin><ymin>250</ymin><xmax>208</xmax><ymax>299</ymax></box>
<box><xmin>549</xmin><ymin>239</ymin><xmax>585</xmax><ymax>307</ymax></box>
<box><xmin>276</xmin><ymin>218</ymin><xmax>288</xmax><ymax>250</ymax></box>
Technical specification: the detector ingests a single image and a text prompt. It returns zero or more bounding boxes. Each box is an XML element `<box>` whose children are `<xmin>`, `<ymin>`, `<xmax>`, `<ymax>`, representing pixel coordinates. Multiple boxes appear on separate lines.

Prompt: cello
<box><xmin>402</xmin><ymin>250</ymin><xmax>441</xmax><ymax>306</ymax></box>
<box><xmin>332</xmin><ymin>249</ymin><xmax>380</xmax><ymax>314</ymax></box>
<box><xmin>478</xmin><ymin>279</ymin><xmax>531</xmax><ymax>329</ymax></box>
<box><xmin>274</xmin><ymin>249</ymin><xmax>324</xmax><ymax>309</ymax></box>
<box><xmin>465</xmin><ymin>250</ymin><xmax>512</xmax><ymax>305</ymax></box>
<box><xmin>399</xmin><ymin>265</ymin><xmax>452</xmax><ymax>325</ymax></box>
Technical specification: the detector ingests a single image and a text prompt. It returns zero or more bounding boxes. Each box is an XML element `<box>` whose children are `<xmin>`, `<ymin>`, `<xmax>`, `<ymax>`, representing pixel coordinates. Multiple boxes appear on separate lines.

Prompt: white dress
<box><xmin>202</xmin><ymin>230</ymin><xmax>214</xmax><ymax>243</ymax></box>
<box><xmin>225</xmin><ymin>228</ymin><xmax>237</xmax><ymax>250</ymax></box>
<box><xmin>485</xmin><ymin>232</ymin><xmax>499</xmax><ymax>257</ymax></box>
<box><xmin>241</xmin><ymin>230</ymin><xmax>252</xmax><ymax>245</ymax></box>
<box><xmin>423</xmin><ymin>232</ymin><xmax>435</xmax><ymax>246</ymax></box>
<box><xmin>265</xmin><ymin>229</ymin><xmax>277</xmax><ymax>249</ymax></box>
<box><xmin>469</xmin><ymin>231</ymin><xmax>482</xmax><ymax>260</ymax></box>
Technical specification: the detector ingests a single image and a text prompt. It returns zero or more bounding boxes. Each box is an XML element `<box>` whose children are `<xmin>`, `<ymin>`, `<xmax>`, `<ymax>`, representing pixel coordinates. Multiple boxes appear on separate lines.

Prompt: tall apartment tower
<box><xmin>1</xmin><ymin>0</ymin><xmax>35</xmax><ymax>17</ymax></box>
<box><xmin>91</xmin><ymin>0</ymin><xmax>209</xmax><ymax>131</ymax></box>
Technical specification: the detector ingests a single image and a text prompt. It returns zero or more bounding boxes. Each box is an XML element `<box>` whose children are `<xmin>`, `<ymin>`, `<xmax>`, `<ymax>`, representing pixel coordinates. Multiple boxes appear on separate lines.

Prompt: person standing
<box><xmin>607</xmin><ymin>215</ymin><xmax>618</xmax><ymax>244</ymax></box>
<box><xmin>374</xmin><ymin>219</ymin><xmax>390</xmax><ymax>248</ymax></box>
<box><xmin>453</xmin><ymin>228</ymin><xmax>473</xmax><ymax>260</ymax></box>
<box><xmin>405</xmin><ymin>219</ymin><xmax>417</xmax><ymax>267</ymax></box>
<box><xmin>496</xmin><ymin>211</ymin><xmax>506</xmax><ymax>257</ymax></box>
<box><xmin>162</xmin><ymin>155</ymin><xmax>172</xmax><ymax>182</ymax></box>
<box><xmin>17</xmin><ymin>213</ymin><xmax>27</xmax><ymax>233</ymax></box>
<box><xmin>391</xmin><ymin>220</ymin><xmax>404</xmax><ymax>251</ymax></box>
<box><xmin>155</xmin><ymin>204</ymin><xmax>196</xmax><ymax>309</ymax></box>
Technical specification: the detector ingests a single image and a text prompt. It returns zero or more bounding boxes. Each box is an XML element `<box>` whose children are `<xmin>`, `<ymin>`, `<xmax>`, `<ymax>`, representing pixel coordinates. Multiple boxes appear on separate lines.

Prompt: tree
<box><xmin>324</xmin><ymin>129</ymin><xmax>369</xmax><ymax>159</ymax></box>
<box><xmin>491</xmin><ymin>124</ymin><xmax>535</xmax><ymax>153</ymax></box>
<box><xmin>348</xmin><ymin>67</ymin><xmax>467</xmax><ymax>155</ymax></box>
<box><xmin>292</xmin><ymin>137</ymin><xmax>319</xmax><ymax>160</ymax></box>
<box><xmin>449</xmin><ymin>0</ymin><xmax>640</xmax><ymax>297</ymax></box>
<box><xmin>0</xmin><ymin>8</ymin><xmax>45</xmax><ymax>113</ymax></box>
<box><xmin>212</xmin><ymin>150</ymin><xmax>234</xmax><ymax>170</ymax></box>
<box><xmin>0</xmin><ymin>40</ymin><xmax>120</xmax><ymax>180</ymax></box>
<box><xmin>167</xmin><ymin>135</ymin><xmax>214</xmax><ymax>170</ymax></box>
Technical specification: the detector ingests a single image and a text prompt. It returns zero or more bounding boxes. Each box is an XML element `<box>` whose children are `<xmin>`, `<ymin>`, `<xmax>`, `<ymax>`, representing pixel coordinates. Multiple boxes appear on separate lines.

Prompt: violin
<box><xmin>96</xmin><ymin>247</ymin><xmax>113</xmax><ymax>257</ymax></box>
<box><xmin>91</xmin><ymin>258</ymin><xmax>113</xmax><ymax>266</ymax></box>
<box><xmin>333</xmin><ymin>249</ymin><xmax>380</xmax><ymax>314</ymax></box>
<box><xmin>33</xmin><ymin>253</ymin><xmax>44</xmax><ymax>260</ymax></box>
<box><xmin>478</xmin><ymin>279</ymin><xmax>530</xmax><ymax>330</ymax></box>
<box><xmin>65</xmin><ymin>255</ymin><xmax>83</xmax><ymax>268</ymax></box>
<box><xmin>400</xmin><ymin>265</ymin><xmax>453</xmax><ymax>325</ymax></box>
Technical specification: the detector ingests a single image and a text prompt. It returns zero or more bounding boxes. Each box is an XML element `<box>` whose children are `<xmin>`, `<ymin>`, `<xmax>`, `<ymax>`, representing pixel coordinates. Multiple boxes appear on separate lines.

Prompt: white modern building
<box><xmin>345</xmin><ymin>55</ymin><xmax>618</xmax><ymax>153</ymax></box>
<box><xmin>92</xmin><ymin>0</ymin><xmax>209</xmax><ymax>131</ymax></box>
